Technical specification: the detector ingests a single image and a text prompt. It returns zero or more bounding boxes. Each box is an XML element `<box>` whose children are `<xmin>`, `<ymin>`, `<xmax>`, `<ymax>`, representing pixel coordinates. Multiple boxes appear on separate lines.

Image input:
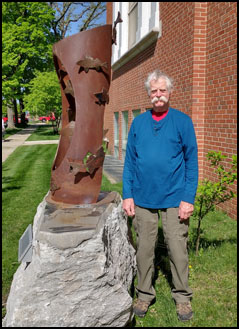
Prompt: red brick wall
<box><xmin>104</xmin><ymin>2</ymin><xmax>237</xmax><ymax>219</ymax></box>
<box><xmin>204</xmin><ymin>2</ymin><xmax>237</xmax><ymax>219</ymax></box>
<box><xmin>105</xmin><ymin>2</ymin><xmax>196</xmax><ymax>155</ymax></box>
<box><xmin>191</xmin><ymin>2</ymin><xmax>207</xmax><ymax>180</ymax></box>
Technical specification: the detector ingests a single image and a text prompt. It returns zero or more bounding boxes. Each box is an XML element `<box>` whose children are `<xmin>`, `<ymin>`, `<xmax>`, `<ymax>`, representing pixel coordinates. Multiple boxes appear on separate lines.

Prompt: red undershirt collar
<box><xmin>152</xmin><ymin>109</ymin><xmax>169</xmax><ymax>121</ymax></box>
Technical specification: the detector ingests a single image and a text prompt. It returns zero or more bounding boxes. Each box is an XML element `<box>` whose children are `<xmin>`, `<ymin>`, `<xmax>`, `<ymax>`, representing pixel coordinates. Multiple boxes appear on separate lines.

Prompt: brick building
<box><xmin>104</xmin><ymin>2</ymin><xmax>237</xmax><ymax>219</ymax></box>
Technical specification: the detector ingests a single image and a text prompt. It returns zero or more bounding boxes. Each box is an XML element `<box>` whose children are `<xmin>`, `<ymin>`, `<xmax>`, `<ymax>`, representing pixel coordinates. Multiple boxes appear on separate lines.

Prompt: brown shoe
<box><xmin>133</xmin><ymin>299</ymin><xmax>151</xmax><ymax>317</ymax></box>
<box><xmin>176</xmin><ymin>301</ymin><xmax>193</xmax><ymax>321</ymax></box>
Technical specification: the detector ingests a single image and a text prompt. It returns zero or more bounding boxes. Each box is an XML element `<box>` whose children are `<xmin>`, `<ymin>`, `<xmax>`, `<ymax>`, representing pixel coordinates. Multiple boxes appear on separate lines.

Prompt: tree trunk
<box><xmin>19</xmin><ymin>98</ymin><xmax>24</xmax><ymax>113</ymax></box>
<box><xmin>20</xmin><ymin>98</ymin><xmax>25</xmax><ymax>124</ymax></box>
<box><xmin>21</xmin><ymin>112</ymin><xmax>26</xmax><ymax>125</ymax></box>
<box><xmin>13</xmin><ymin>98</ymin><xmax>18</xmax><ymax>126</ymax></box>
<box><xmin>7</xmin><ymin>104</ymin><xmax>15</xmax><ymax>129</ymax></box>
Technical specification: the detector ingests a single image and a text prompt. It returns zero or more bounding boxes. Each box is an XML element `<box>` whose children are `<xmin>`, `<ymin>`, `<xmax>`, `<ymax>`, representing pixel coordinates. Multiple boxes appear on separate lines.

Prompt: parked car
<box><xmin>39</xmin><ymin>115</ymin><xmax>56</xmax><ymax>123</ymax></box>
<box><xmin>3</xmin><ymin>116</ymin><xmax>28</xmax><ymax>127</ymax></box>
<box><xmin>3</xmin><ymin>117</ymin><xmax>8</xmax><ymax>127</ymax></box>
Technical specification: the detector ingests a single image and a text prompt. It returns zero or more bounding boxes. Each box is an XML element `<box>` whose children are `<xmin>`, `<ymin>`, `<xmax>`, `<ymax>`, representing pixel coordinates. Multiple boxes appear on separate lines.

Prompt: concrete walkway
<box><xmin>2</xmin><ymin>125</ymin><xmax>39</xmax><ymax>162</ymax></box>
<box><xmin>2</xmin><ymin>125</ymin><xmax>123</xmax><ymax>183</ymax></box>
<box><xmin>103</xmin><ymin>155</ymin><xmax>124</xmax><ymax>183</ymax></box>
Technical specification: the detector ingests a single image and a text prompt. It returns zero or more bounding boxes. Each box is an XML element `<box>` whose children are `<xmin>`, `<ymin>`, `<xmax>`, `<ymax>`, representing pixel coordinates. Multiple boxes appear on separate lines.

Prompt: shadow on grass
<box><xmin>128</xmin><ymin>216</ymin><xmax>172</xmax><ymax>281</ymax></box>
<box><xmin>2</xmin><ymin>167</ymin><xmax>25</xmax><ymax>192</ymax></box>
<box><xmin>188</xmin><ymin>227</ymin><xmax>237</xmax><ymax>252</ymax></box>
<box><xmin>2</xmin><ymin>175</ymin><xmax>22</xmax><ymax>192</ymax></box>
<box><xmin>36</xmin><ymin>129</ymin><xmax>59</xmax><ymax>136</ymax></box>
<box><xmin>127</xmin><ymin>217</ymin><xmax>173</xmax><ymax>296</ymax></box>
<box><xmin>15</xmin><ymin>123</ymin><xmax>28</xmax><ymax>129</ymax></box>
<box><xmin>153</xmin><ymin>227</ymin><xmax>172</xmax><ymax>289</ymax></box>
<box><xmin>2</xmin><ymin>185</ymin><xmax>22</xmax><ymax>193</ymax></box>
<box><xmin>127</xmin><ymin>215</ymin><xmax>237</xmax><ymax>313</ymax></box>
<box><xmin>153</xmin><ymin>227</ymin><xmax>237</xmax><ymax>287</ymax></box>
<box><xmin>33</xmin><ymin>126</ymin><xmax>59</xmax><ymax>136</ymax></box>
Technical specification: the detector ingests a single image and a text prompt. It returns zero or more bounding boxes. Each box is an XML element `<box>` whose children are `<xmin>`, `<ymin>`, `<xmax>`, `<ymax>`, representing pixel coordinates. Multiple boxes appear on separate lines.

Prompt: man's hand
<box><xmin>122</xmin><ymin>198</ymin><xmax>135</xmax><ymax>217</ymax></box>
<box><xmin>178</xmin><ymin>201</ymin><xmax>194</xmax><ymax>221</ymax></box>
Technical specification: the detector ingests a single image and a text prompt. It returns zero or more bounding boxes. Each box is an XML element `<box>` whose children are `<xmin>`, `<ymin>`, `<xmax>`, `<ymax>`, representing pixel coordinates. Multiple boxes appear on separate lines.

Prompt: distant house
<box><xmin>104</xmin><ymin>2</ymin><xmax>237</xmax><ymax>219</ymax></box>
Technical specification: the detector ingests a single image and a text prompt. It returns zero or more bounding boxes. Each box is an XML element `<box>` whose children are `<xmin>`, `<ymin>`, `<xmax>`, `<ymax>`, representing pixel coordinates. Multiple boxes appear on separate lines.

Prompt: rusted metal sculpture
<box><xmin>49</xmin><ymin>13</ymin><xmax>122</xmax><ymax>205</ymax></box>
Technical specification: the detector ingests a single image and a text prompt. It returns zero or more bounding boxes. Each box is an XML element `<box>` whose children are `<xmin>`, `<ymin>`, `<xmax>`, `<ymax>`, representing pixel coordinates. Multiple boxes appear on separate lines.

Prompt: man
<box><xmin>122</xmin><ymin>69</ymin><xmax>198</xmax><ymax>321</ymax></box>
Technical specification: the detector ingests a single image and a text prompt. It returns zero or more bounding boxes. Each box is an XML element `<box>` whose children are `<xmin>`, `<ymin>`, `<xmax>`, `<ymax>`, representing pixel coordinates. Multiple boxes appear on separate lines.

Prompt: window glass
<box><xmin>128</xmin><ymin>2</ymin><xmax>138</xmax><ymax>48</ymax></box>
<box><xmin>114</xmin><ymin>112</ymin><xmax>119</xmax><ymax>158</ymax></box>
<box><xmin>122</xmin><ymin>111</ymin><xmax>129</xmax><ymax>160</ymax></box>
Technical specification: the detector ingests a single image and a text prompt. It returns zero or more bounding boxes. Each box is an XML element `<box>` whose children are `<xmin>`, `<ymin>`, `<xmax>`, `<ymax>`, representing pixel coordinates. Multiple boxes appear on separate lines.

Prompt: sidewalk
<box><xmin>2</xmin><ymin>126</ymin><xmax>123</xmax><ymax>183</ymax></box>
<box><xmin>2</xmin><ymin>125</ymin><xmax>39</xmax><ymax>163</ymax></box>
<box><xmin>103</xmin><ymin>155</ymin><xmax>124</xmax><ymax>183</ymax></box>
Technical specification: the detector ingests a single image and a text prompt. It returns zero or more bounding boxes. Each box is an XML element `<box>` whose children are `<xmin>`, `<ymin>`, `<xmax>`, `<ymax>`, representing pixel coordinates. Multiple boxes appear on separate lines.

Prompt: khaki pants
<box><xmin>134</xmin><ymin>206</ymin><xmax>192</xmax><ymax>304</ymax></box>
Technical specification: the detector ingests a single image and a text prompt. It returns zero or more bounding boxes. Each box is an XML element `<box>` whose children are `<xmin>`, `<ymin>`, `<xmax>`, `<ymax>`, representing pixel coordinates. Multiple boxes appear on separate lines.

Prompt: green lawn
<box><xmin>2</xmin><ymin>145</ymin><xmax>58</xmax><ymax>301</ymax></box>
<box><xmin>26</xmin><ymin>124</ymin><xmax>60</xmax><ymax>140</ymax></box>
<box><xmin>2</xmin><ymin>144</ymin><xmax>237</xmax><ymax>326</ymax></box>
<box><xmin>130</xmin><ymin>210</ymin><xmax>237</xmax><ymax>327</ymax></box>
<box><xmin>3</xmin><ymin>127</ymin><xmax>23</xmax><ymax>140</ymax></box>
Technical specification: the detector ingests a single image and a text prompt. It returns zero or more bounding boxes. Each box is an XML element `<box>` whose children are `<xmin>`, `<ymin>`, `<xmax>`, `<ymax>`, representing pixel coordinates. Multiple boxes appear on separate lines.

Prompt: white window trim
<box><xmin>112</xmin><ymin>27</ymin><xmax>160</xmax><ymax>71</ymax></box>
<box><xmin>112</xmin><ymin>2</ymin><xmax>161</xmax><ymax>71</ymax></box>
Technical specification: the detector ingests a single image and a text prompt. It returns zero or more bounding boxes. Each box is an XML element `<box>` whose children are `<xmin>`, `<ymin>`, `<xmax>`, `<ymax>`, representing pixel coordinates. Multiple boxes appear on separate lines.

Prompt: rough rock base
<box><xmin>3</xmin><ymin>191</ymin><xmax>136</xmax><ymax>327</ymax></box>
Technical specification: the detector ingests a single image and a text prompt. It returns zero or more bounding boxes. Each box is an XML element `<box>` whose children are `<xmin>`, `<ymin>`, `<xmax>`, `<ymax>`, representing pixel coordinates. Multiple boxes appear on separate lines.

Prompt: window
<box><xmin>114</xmin><ymin>112</ymin><xmax>119</xmax><ymax>158</ymax></box>
<box><xmin>128</xmin><ymin>2</ymin><xmax>138</xmax><ymax>48</ymax></box>
<box><xmin>132</xmin><ymin>109</ymin><xmax>141</xmax><ymax>118</ymax></box>
<box><xmin>112</xmin><ymin>2</ymin><xmax>161</xmax><ymax>69</ymax></box>
<box><xmin>122</xmin><ymin>111</ymin><xmax>129</xmax><ymax>161</ymax></box>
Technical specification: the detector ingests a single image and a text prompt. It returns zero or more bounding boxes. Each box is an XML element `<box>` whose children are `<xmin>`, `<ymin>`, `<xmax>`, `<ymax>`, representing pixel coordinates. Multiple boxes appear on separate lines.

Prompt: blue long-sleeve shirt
<box><xmin>123</xmin><ymin>108</ymin><xmax>198</xmax><ymax>208</ymax></box>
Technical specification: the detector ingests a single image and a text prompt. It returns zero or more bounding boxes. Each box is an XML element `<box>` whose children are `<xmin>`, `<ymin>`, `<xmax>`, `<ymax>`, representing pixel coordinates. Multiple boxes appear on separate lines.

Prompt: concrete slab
<box><xmin>103</xmin><ymin>155</ymin><xmax>124</xmax><ymax>183</ymax></box>
<box><xmin>23</xmin><ymin>140</ymin><xmax>59</xmax><ymax>145</ymax></box>
<box><xmin>36</xmin><ymin>191</ymin><xmax>120</xmax><ymax>249</ymax></box>
<box><xmin>2</xmin><ymin>126</ymin><xmax>38</xmax><ymax>162</ymax></box>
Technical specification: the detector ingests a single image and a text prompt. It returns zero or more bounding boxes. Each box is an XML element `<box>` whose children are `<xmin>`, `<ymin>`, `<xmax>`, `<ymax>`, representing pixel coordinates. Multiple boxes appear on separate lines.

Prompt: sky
<box><xmin>65</xmin><ymin>4</ymin><xmax>107</xmax><ymax>37</ymax></box>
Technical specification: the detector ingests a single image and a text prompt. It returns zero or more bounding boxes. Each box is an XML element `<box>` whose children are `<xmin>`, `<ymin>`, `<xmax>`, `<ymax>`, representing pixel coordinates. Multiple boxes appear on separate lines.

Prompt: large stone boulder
<box><xmin>3</xmin><ymin>191</ymin><xmax>136</xmax><ymax>327</ymax></box>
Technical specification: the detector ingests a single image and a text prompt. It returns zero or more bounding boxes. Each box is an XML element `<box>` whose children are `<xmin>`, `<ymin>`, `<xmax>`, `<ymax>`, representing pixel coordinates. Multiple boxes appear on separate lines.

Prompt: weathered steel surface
<box><xmin>49</xmin><ymin>25</ymin><xmax>113</xmax><ymax>204</ymax></box>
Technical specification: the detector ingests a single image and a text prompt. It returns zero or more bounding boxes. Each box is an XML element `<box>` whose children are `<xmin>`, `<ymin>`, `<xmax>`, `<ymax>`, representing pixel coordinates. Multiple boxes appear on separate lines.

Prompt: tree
<box><xmin>2</xmin><ymin>2</ymin><xmax>56</xmax><ymax>126</ymax></box>
<box><xmin>192</xmin><ymin>151</ymin><xmax>237</xmax><ymax>255</ymax></box>
<box><xmin>49</xmin><ymin>2</ymin><xmax>106</xmax><ymax>40</ymax></box>
<box><xmin>23</xmin><ymin>70</ymin><xmax>62</xmax><ymax>132</ymax></box>
<box><xmin>2</xmin><ymin>2</ymin><xmax>106</xmax><ymax>129</ymax></box>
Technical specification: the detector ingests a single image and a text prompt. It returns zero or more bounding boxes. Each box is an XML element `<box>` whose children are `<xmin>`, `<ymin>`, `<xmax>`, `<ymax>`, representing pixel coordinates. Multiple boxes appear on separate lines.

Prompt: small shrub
<box><xmin>192</xmin><ymin>151</ymin><xmax>237</xmax><ymax>255</ymax></box>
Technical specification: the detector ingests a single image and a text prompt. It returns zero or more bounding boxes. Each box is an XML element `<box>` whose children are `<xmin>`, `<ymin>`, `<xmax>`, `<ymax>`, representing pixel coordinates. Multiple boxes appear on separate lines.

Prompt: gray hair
<box><xmin>144</xmin><ymin>69</ymin><xmax>174</xmax><ymax>96</ymax></box>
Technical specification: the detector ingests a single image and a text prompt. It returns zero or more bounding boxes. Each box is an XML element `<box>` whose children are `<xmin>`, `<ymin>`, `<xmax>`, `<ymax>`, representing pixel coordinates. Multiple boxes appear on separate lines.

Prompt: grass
<box><xmin>2</xmin><ymin>145</ymin><xmax>58</xmax><ymax>302</ymax></box>
<box><xmin>26</xmin><ymin>124</ymin><xmax>60</xmax><ymax>141</ymax></box>
<box><xmin>101</xmin><ymin>174</ymin><xmax>123</xmax><ymax>195</ymax></box>
<box><xmin>129</xmin><ymin>210</ymin><xmax>237</xmax><ymax>327</ymax></box>
<box><xmin>2</xmin><ymin>144</ymin><xmax>237</xmax><ymax>326</ymax></box>
<box><xmin>3</xmin><ymin>127</ymin><xmax>23</xmax><ymax>140</ymax></box>
<box><xmin>2</xmin><ymin>145</ymin><xmax>119</xmax><ymax>308</ymax></box>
